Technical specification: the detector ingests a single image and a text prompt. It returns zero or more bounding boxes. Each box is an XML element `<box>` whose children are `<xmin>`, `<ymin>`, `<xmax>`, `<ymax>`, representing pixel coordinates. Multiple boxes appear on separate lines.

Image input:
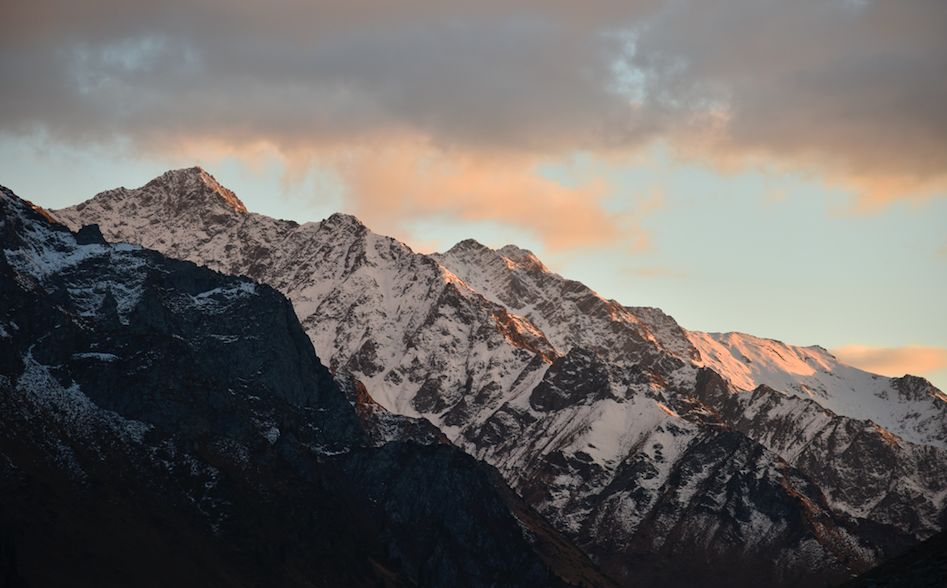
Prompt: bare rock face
<box><xmin>529</xmin><ymin>348</ymin><xmax>611</xmax><ymax>412</ymax></box>
<box><xmin>0</xmin><ymin>184</ymin><xmax>609</xmax><ymax>588</ymax></box>
<box><xmin>54</xmin><ymin>168</ymin><xmax>947</xmax><ymax>587</ymax></box>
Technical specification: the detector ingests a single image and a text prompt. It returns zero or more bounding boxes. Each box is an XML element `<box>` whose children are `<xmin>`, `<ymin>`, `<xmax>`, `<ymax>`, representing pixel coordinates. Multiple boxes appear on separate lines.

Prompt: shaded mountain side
<box><xmin>840</xmin><ymin>531</ymin><xmax>946</xmax><ymax>587</ymax></box>
<box><xmin>0</xmin><ymin>184</ymin><xmax>610</xmax><ymax>588</ymax></box>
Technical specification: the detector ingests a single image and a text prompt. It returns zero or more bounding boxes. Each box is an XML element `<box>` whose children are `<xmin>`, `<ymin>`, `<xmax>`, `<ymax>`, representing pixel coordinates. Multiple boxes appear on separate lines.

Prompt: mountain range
<box><xmin>2</xmin><ymin>166</ymin><xmax>943</xmax><ymax>586</ymax></box>
<box><xmin>1</xmin><ymin>181</ymin><xmax>619</xmax><ymax>587</ymax></box>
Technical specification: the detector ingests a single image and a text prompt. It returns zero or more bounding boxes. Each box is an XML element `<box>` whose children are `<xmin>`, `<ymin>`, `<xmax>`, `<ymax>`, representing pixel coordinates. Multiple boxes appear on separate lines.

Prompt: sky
<box><xmin>2</xmin><ymin>0</ymin><xmax>945</xmax><ymax>388</ymax></box>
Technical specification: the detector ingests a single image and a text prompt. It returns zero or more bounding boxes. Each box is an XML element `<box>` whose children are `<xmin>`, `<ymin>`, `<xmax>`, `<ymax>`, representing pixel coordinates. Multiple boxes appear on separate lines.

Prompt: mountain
<box><xmin>54</xmin><ymin>167</ymin><xmax>947</xmax><ymax>587</ymax></box>
<box><xmin>433</xmin><ymin>238</ymin><xmax>947</xmax><ymax>541</ymax></box>
<box><xmin>0</xmin><ymin>183</ymin><xmax>610</xmax><ymax>587</ymax></box>
<box><xmin>841</xmin><ymin>530</ymin><xmax>947</xmax><ymax>587</ymax></box>
<box><xmin>687</xmin><ymin>331</ymin><xmax>947</xmax><ymax>448</ymax></box>
<box><xmin>433</xmin><ymin>239</ymin><xmax>947</xmax><ymax>449</ymax></box>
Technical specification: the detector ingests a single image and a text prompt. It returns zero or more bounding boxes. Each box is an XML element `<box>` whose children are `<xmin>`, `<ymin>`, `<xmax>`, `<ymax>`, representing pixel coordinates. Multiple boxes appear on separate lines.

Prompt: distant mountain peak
<box><xmin>497</xmin><ymin>244</ymin><xmax>548</xmax><ymax>272</ymax></box>
<box><xmin>322</xmin><ymin>211</ymin><xmax>366</xmax><ymax>232</ymax></box>
<box><xmin>443</xmin><ymin>239</ymin><xmax>549</xmax><ymax>273</ymax></box>
<box><xmin>143</xmin><ymin>166</ymin><xmax>248</xmax><ymax>214</ymax></box>
<box><xmin>447</xmin><ymin>237</ymin><xmax>491</xmax><ymax>253</ymax></box>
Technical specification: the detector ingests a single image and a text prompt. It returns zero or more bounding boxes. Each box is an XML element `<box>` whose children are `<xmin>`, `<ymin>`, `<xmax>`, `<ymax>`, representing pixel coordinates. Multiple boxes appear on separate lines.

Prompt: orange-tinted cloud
<box><xmin>127</xmin><ymin>134</ymin><xmax>655</xmax><ymax>253</ymax></box>
<box><xmin>832</xmin><ymin>345</ymin><xmax>947</xmax><ymax>378</ymax></box>
<box><xmin>625</xmin><ymin>0</ymin><xmax>947</xmax><ymax>209</ymax></box>
<box><xmin>2</xmin><ymin>0</ymin><xmax>945</xmax><ymax>214</ymax></box>
<box><xmin>329</xmin><ymin>138</ymin><xmax>639</xmax><ymax>252</ymax></box>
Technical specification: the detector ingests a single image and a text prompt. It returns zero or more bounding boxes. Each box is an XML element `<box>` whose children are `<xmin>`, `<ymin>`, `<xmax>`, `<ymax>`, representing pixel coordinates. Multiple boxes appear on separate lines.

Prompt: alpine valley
<box><xmin>3</xmin><ymin>166</ymin><xmax>944</xmax><ymax>587</ymax></box>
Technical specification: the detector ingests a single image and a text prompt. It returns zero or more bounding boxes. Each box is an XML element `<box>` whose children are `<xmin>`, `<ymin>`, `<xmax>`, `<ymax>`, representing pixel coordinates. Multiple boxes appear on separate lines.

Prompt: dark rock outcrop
<box><xmin>841</xmin><ymin>531</ymin><xmax>947</xmax><ymax>587</ymax></box>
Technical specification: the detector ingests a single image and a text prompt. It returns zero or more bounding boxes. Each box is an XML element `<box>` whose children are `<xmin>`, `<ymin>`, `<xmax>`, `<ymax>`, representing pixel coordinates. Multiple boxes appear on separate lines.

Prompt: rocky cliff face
<box><xmin>53</xmin><ymin>167</ymin><xmax>947</xmax><ymax>587</ymax></box>
<box><xmin>0</xmin><ymin>184</ymin><xmax>608</xmax><ymax>588</ymax></box>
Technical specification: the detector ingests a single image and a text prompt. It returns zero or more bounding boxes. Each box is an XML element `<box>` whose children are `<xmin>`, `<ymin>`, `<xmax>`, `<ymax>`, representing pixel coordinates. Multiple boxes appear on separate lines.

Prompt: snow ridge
<box><xmin>688</xmin><ymin>331</ymin><xmax>947</xmax><ymax>448</ymax></box>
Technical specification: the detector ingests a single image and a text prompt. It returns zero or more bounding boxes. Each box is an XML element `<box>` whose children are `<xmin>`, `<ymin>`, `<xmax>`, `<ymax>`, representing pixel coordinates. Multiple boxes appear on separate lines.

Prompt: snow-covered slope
<box><xmin>53</xmin><ymin>167</ymin><xmax>947</xmax><ymax>588</ymax></box>
<box><xmin>688</xmin><ymin>331</ymin><xmax>947</xmax><ymax>448</ymax></box>
<box><xmin>433</xmin><ymin>240</ymin><xmax>699</xmax><ymax>379</ymax></box>
<box><xmin>434</xmin><ymin>239</ymin><xmax>947</xmax><ymax>450</ymax></box>
<box><xmin>433</xmin><ymin>235</ymin><xmax>947</xmax><ymax>561</ymax></box>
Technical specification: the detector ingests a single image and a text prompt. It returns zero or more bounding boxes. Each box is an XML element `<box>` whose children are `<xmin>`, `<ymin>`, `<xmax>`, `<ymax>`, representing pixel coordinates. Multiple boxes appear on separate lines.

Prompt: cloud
<box><xmin>326</xmin><ymin>137</ymin><xmax>641</xmax><ymax>251</ymax></box>
<box><xmin>1</xmin><ymin>0</ymin><xmax>945</xmax><ymax>236</ymax></box>
<box><xmin>832</xmin><ymin>345</ymin><xmax>947</xmax><ymax>377</ymax></box>
<box><xmin>0</xmin><ymin>1</ymin><xmax>661</xmax><ymax>153</ymax></box>
<box><xmin>626</xmin><ymin>0</ymin><xmax>947</xmax><ymax>206</ymax></box>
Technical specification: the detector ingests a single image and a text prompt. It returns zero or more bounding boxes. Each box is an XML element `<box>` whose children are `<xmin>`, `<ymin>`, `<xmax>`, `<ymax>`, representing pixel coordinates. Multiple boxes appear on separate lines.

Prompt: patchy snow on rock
<box><xmin>17</xmin><ymin>349</ymin><xmax>152</xmax><ymax>443</ymax></box>
<box><xmin>72</xmin><ymin>352</ymin><xmax>119</xmax><ymax>362</ymax></box>
<box><xmin>263</xmin><ymin>426</ymin><xmax>280</xmax><ymax>445</ymax></box>
<box><xmin>188</xmin><ymin>281</ymin><xmax>259</xmax><ymax>312</ymax></box>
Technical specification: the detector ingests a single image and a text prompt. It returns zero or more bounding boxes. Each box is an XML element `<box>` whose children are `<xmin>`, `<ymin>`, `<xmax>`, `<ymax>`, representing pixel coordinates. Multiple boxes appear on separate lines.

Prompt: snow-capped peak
<box><xmin>444</xmin><ymin>240</ymin><xmax>548</xmax><ymax>273</ymax></box>
<box><xmin>497</xmin><ymin>244</ymin><xmax>549</xmax><ymax>273</ymax></box>
<box><xmin>321</xmin><ymin>212</ymin><xmax>367</xmax><ymax>233</ymax></box>
<box><xmin>446</xmin><ymin>238</ymin><xmax>492</xmax><ymax>254</ymax></box>
<box><xmin>143</xmin><ymin>166</ymin><xmax>248</xmax><ymax>214</ymax></box>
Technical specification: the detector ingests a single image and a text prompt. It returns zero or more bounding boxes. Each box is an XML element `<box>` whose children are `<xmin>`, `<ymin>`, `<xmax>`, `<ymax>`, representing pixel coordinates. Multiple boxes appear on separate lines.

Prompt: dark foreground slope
<box><xmin>0</xmin><ymin>185</ymin><xmax>610</xmax><ymax>588</ymax></box>
<box><xmin>841</xmin><ymin>531</ymin><xmax>947</xmax><ymax>587</ymax></box>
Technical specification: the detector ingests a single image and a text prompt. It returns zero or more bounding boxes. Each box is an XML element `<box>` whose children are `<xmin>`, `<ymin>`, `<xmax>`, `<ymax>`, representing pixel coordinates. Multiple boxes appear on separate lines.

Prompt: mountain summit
<box><xmin>147</xmin><ymin>166</ymin><xmax>248</xmax><ymax>213</ymax></box>
<box><xmin>67</xmin><ymin>166</ymin><xmax>248</xmax><ymax>228</ymax></box>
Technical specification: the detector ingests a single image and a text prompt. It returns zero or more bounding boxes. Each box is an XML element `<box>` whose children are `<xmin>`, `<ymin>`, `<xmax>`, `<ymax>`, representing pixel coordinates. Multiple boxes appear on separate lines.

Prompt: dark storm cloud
<box><xmin>0</xmin><ymin>1</ymin><xmax>660</xmax><ymax>150</ymax></box>
<box><xmin>2</xmin><ymin>0</ymin><xmax>945</xmax><ymax>200</ymax></box>
<box><xmin>628</xmin><ymin>0</ymin><xmax>947</xmax><ymax>202</ymax></box>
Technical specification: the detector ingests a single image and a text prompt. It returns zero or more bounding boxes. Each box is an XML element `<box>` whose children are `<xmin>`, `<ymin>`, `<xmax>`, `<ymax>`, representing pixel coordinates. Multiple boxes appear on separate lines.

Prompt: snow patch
<box><xmin>72</xmin><ymin>352</ymin><xmax>119</xmax><ymax>362</ymax></box>
<box><xmin>17</xmin><ymin>349</ymin><xmax>151</xmax><ymax>443</ymax></box>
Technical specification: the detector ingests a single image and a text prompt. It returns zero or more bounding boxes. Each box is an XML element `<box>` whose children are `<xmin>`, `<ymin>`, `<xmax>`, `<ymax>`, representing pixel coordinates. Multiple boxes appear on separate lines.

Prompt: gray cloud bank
<box><xmin>2</xmin><ymin>0</ymin><xmax>945</xmax><ymax>199</ymax></box>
